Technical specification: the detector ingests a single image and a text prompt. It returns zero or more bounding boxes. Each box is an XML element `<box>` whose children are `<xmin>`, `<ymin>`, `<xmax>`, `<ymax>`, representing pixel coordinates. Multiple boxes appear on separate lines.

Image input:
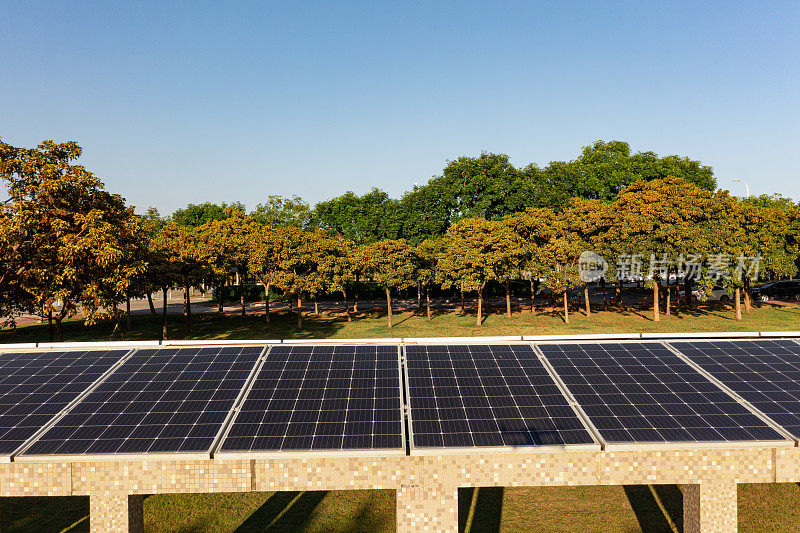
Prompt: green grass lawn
<box><xmin>1</xmin><ymin>302</ymin><xmax>799</xmax><ymax>531</ymax></box>
<box><xmin>2</xmin><ymin>483</ymin><xmax>799</xmax><ymax>532</ymax></box>
<box><xmin>2</xmin><ymin>300</ymin><xmax>799</xmax><ymax>344</ymax></box>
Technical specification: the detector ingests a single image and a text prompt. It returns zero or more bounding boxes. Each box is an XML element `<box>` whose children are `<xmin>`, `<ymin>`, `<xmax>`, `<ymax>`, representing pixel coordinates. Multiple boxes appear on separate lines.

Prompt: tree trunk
<box><xmin>744</xmin><ymin>278</ymin><xmax>751</xmax><ymax>314</ymax></box>
<box><xmin>505</xmin><ymin>279</ymin><xmax>512</xmax><ymax>318</ymax></box>
<box><xmin>584</xmin><ymin>284</ymin><xmax>591</xmax><ymax>317</ymax></box>
<box><xmin>600</xmin><ymin>279</ymin><xmax>607</xmax><ymax>311</ymax></box>
<box><xmin>426</xmin><ymin>284</ymin><xmax>432</xmax><ymax>321</ymax></box>
<box><xmin>529</xmin><ymin>279</ymin><xmax>535</xmax><ymax>314</ymax></box>
<box><xmin>161</xmin><ymin>287</ymin><xmax>168</xmax><ymax>341</ymax></box>
<box><xmin>147</xmin><ymin>293</ymin><xmax>157</xmax><ymax>316</ymax></box>
<box><xmin>342</xmin><ymin>288</ymin><xmax>351</xmax><ymax>322</ymax></box>
<box><xmin>353</xmin><ymin>272</ymin><xmax>359</xmax><ymax>312</ymax></box>
<box><xmin>126</xmin><ymin>295</ymin><xmax>131</xmax><ymax>330</ymax></box>
<box><xmin>417</xmin><ymin>283</ymin><xmax>422</xmax><ymax>309</ymax></box>
<box><xmin>185</xmin><ymin>286</ymin><xmax>192</xmax><ymax>330</ymax></box>
<box><xmin>297</xmin><ymin>297</ymin><xmax>302</xmax><ymax>316</ymax></box>
<box><xmin>563</xmin><ymin>291</ymin><xmax>570</xmax><ymax>324</ymax></box>
<box><xmin>239</xmin><ymin>276</ymin><xmax>246</xmax><ymax>316</ymax></box>
<box><xmin>48</xmin><ymin>308</ymin><xmax>54</xmax><ymax>342</ymax></box>
<box><xmin>735</xmin><ymin>287</ymin><xmax>742</xmax><ymax>320</ymax></box>
<box><xmin>616</xmin><ymin>280</ymin><xmax>625</xmax><ymax>310</ymax></box>
<box><xmin>385</xmin><ymin>286</ymin><xmax>393</xmax><ymax>328</ymax></box>
<box><xmin>460</xmin><ymin>289</ymin><xmax>465</xmax><ymax>315</ymax></box>
<box><xmin>297</xmin><ymin>297</ymin><xmax>303</xmax><ymax>329</ymax></box>
<box><xmin>476</xmin><ymin>285</ymin><xmax>484</xmax><ymax>326</ymax></box>
<box><xmin>53</xmin><ymin>316</ymin><xmax>64</xmax><ymax>342</ymax></box>
<box><xmin>263</xmin><ymin>282</ymin><xmax>270</xmax><ymax>323</ymax></box>
<box><xmin>665</xmin><ymin>274</ymin><xmax>671</xmax><ymax>317</ymax></box>
<box><xmin>217</xmin><ymin>285</ymin><xmax>224</xmax><ymax>315</ymax></box>
<box><xmin>314</xmin><ymin>298</ymin><xmax>319</xmax><ymax>317</ymax></box>
<box><xmin>653</xmin><ymin>280</ymin><xmax>661</xmax><ymax>322</ymax></box>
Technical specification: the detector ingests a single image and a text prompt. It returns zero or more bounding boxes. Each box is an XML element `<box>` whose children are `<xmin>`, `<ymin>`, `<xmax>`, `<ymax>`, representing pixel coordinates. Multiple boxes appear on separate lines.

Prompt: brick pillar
<box><xmin>683</xmin><ymin>482</ymin><xmax>737</xmax><ymax>533</ymax></box>
<box><xmin>90</xmin><ymin>492</ymin><xmax>144</xmax><ymax>533</ymax></box>
<box><xmin>396</xmin><ymin>483</ymin><xmax>458</xmax><ymax>532</ymax></box>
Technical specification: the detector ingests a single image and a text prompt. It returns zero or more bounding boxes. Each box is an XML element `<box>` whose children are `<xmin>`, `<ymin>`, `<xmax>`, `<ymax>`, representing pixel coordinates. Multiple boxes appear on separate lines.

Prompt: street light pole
<box><xmin>732</xmin><ymin>178</ymin><xmax>750</xmax><ymax>198</ymax></box>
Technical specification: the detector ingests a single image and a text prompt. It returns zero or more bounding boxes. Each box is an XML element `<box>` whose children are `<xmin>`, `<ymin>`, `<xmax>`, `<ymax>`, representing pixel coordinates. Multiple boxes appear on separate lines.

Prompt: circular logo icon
<box><xmin>578</xmin><ymin>251</ymin><xmax>608</xmax><ymax>282</ymax></box>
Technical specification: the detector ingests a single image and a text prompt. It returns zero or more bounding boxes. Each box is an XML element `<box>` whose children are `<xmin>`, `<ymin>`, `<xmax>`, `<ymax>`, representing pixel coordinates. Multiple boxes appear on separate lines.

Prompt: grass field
<box><xmin>1</xmin><ymin>301</ymin><xmax>799</xmax><ymax>531</ymax></box>
<box><xmin>2</xmin><ymin>299</ymin><xmax>799</xmax><ymax>344</ymax></box>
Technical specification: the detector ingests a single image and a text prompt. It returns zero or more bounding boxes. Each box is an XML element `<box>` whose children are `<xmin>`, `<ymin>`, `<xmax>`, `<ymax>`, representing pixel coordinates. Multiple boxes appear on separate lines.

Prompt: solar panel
<box><xmin>0</xmin><ymin>349</ymin><xmax>130</xmax><ymax>457</ymax></box>
<box><xmin>217</xmin><ymin>345</ymin><xmax>404</xmax><ymax>454</ymax></box>
<box><xmin>538</xmin><ymin>342</ymin><xmax>786</xmax><ymax>444</ymax></box>
<box><xmin>404</xmin><ymin>344</ymin><xmax>596</xmax><ymax>450</ymax></box>
<box><xmin>21</xmin><ymin>346</ymin><xmax>263</xmax><ymax>457</ymax></box>
<box><xmin>670</xmin><ymin>339</ymin><xmax>800</xmax><ymax>439</ymax></box>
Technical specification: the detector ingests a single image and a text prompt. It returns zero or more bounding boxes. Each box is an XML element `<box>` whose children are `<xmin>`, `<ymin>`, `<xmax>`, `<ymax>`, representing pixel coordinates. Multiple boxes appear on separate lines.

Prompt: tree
<box><xmin>247</xmin><ymin>224</ymin><xmax>285</xmax><ymax>323</ymax></box>
<box><xmin>273</xmin><ymin>227</ymin><xmax>321</xmax><ymax>329</ymax></box>
<box><xmin>204</xmin><ymin>209</ymin><xmax>255</xmax><ymax>316</ymax></box>
<box><xmin>0</xmin><ymin>140</ymin><xmax>146</xmax><ymax>341</ymax></box>
<box><xmin>252</xmin><ymin>195</ymin><xmax>314</xmax><ymax>228</ymax></box>
<box><xmin>171</xmin><ymin>201</ymin><xmax>245</xmax><ymax>227</ymax></box>
<box><xmin>313</xmin><ymin>188</ymin><xmax>400</xmax><ymax>244</ymax></box>
<box><xmin>414</xmin><ymin>239</ymin><xmax>441</xmax><ymax>321</ymax></box>
<box><xmin>316</xmin><ymin>234</ymin><xmax>356</xmax><ymax>321</ymax></box>
<box><xmin>357</xmin><ymin>239</ymin><xmax>416</xmax><ymax>328</ymax></box>
<box><xmin>153</xmin><ymin>224</ymin><xmax>213</xmax><ymax>331</ymax></box>
<box><xmin>604</xmin><ymin>176</ymin><xmax>720</xmax><ymax>321</ymax></box>
<box><xmin>437</xmin><ymin>218</ymin><xmax>524</xmax><ymax>326</ymax></box>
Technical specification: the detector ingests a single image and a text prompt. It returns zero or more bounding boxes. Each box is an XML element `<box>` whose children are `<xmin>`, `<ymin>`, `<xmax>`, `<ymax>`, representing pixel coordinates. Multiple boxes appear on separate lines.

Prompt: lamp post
<box><xmin>732</xmin><ymin>178</ymin><xmax>750</xmax><ymax>198</ymax></box>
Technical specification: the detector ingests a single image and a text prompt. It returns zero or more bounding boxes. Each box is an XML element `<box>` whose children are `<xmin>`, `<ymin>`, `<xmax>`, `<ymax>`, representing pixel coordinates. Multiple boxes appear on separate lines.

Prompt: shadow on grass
<box><xmin>235</xmin><ymin>490</ymin><xmax>327</xmax><ymax>532</ymax></box>
<box><xmin>623</xmin><ymin>484</ymin><xmax>682</xmax><ymax>533</ymax></box>
<box><xmin>458</xmin><ymin>487</ymin><xmax>504</xmax><ymax>533</ymax></box>
<box><xmin>0</xmin><ymin>495</ymin><xmax>89</xmax><ymax>533</ymax></box>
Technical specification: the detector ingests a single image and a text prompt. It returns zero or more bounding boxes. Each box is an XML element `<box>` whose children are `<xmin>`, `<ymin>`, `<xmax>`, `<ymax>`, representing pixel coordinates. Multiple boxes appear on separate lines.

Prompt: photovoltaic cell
<box><xmin>219</xmin><ymin>345</ymin><xmax>403</xmax><ymax>453</ymax></box>
<box><xmin>405</xmin><ymin>344</ymin><xmax>595</xmax><ymax>449</ymax></box>
<box><xmin>0</xmin><ymin>350</ymin><xmax>129</xmax><ymax>456</ymax></box>
<box><xmin>538</xmin><ymin>342</ymin><xmax>785</xmax><ymax>444</ymax></box>
<box><xmin>670</xmin><ymin>339</ymin><xmax>800</xmax><ymax>439</ymax></box>
<box><xmin>22</xmin><ymin>346</ymin><xmax>262</xmax><ymax>456</ymax></box>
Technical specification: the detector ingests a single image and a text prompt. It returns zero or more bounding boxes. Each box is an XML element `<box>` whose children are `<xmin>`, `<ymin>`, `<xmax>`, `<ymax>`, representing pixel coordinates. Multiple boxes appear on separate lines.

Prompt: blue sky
<box><xmin>1</xmin><ymin>1</ymin><xmax>798</xmax><ymax>214</ymax></box>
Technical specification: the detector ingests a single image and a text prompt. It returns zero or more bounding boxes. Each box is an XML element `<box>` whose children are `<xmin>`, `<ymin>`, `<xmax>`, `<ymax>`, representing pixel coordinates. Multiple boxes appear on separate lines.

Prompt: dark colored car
<box><xmin>750</xmin><ymin>280</ymin><xmax>800</xmax><ymax>301</ymax></box>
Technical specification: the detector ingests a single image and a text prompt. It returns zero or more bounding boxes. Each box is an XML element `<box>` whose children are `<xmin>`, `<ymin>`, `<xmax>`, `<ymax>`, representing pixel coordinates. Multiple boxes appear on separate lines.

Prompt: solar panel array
<box><xmin>219</xmin><ymin>345</ymin><xmax>404</xmax><ymax>453</ymax></box>
<box><xmin>405</xmin><ymin>344</ymin><xmax>596</xmax><ymax>448</ymax></box>
<box><xmin>5</xmin><ymin>337</ymin><xmax>800</xmax><ymax>459</ymax></box>
<box><xmin>671</xmin><ymin>339</ymin><xmax>800</xmax><ymax>439</ymax></box>
<box><xmin>22</xmin><ymin>347</ymin><xmax>262</xmax><ymax>456</ymax></box>
<box><xmin>538</xmin><ymin>342</ymin><xmax>785</xmax><ymax>444</ymax></box>
<box><xmin>0</xmin><ymin>350</ymin><xmax>129</xmax><ymax>456</ymax></box>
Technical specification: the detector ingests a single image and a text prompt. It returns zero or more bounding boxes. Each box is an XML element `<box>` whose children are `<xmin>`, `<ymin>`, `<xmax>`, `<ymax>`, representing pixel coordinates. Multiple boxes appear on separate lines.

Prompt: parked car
<box><xmin>679</xmin><ymin>285</ymin><xmax>730</xmax><ymax>302</ymax></box>
<box><xmin>750</xmin><ymin>281</ymin><xmax>800</xmax><ymax>301</ymax></box>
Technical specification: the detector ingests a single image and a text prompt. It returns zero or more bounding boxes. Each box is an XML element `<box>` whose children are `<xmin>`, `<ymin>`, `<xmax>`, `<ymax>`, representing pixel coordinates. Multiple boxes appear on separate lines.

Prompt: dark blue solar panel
<box><xmin>22</xmin><ymin>346</ymin><xmax>262</xmax><ymax>456</ymax></box>
<box><xmin>405</xmin><ymin>344</ymin><xmax>596</xmax><ymax>449</ymax></box>
<box><xmin>670</xmin><ymin>339</ymin><xmax>800</xmax><ymax>439</ymax></box>
<box><xmin>219</xmin><ymin>345</ymin><xmax>404</xmax><ymax>452</ymax></box>
<box><xmin>0</xmin><ymin>349</ymin><xmax>129</xmax><ymax>456</ymax></box>
<box><xmin>539</xmin><ymin>342</ymin><xmax>785</xmax><ymax>444</ymax></box>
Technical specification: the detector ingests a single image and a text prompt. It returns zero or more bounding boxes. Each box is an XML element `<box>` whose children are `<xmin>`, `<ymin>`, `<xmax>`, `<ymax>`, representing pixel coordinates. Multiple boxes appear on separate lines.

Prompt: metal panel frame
<box><xmin>662</xmin><ymin>339</ymin><xmax>800</xmax><ymax>444</ymax></box>
<box><xmin>14</xmin><ymin>345</ymin><xmax>268</xmax><ymax>462</ymax></box>
<box><xmin>6</xmin><ymin>347</ymin><xmax>139</xmax><ymax>462</ymax></box>
<box><xmin>533</xmin><ymin>339</ymin><xmax>796</xmax><ymax>450</ymax></box>
<box><xmin>404</xmin><ymin>343</ymin><xmax>602</xmax><ymax>456</ymax></box>
<box><xmin>213</xmin><ymin>342</ymin><xmax>407</xmax><ymax>458</ymax></box>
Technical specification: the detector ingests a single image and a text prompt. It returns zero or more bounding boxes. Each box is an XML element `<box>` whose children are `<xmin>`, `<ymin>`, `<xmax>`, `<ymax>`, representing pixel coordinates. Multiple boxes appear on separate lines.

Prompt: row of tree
<box><xmin>164</xmin><ymin>140</ymin><xmax>717</xmax><ymax>245</ymax></box>
<box><xmin>1</xmin><ymin>139</ymin><xmax>797</xmax><ymax>341</ymax></box>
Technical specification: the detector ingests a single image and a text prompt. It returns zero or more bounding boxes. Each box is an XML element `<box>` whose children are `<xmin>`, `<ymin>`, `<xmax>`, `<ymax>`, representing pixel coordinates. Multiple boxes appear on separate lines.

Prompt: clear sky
<box><xmin>1</xmin><ymin>1</ymin><xmax>798</xmax><ymax>214</ymax></box>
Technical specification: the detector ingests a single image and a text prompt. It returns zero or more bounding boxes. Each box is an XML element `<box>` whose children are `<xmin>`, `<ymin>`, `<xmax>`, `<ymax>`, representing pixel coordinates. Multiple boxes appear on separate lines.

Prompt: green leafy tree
<box><xmin>313</xmin><ymin>188</ymin><xmax>400</xmax><ymax>244</ymax></box>
<box><xmin>252</xmin><ymin>195</ymin><xmax>314</xmax><ymax>228</ymax></box>
<box><xmin>171</xmin><ymin>201</ymin><xmax>245</xmax><ymax>227</ymax></box>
